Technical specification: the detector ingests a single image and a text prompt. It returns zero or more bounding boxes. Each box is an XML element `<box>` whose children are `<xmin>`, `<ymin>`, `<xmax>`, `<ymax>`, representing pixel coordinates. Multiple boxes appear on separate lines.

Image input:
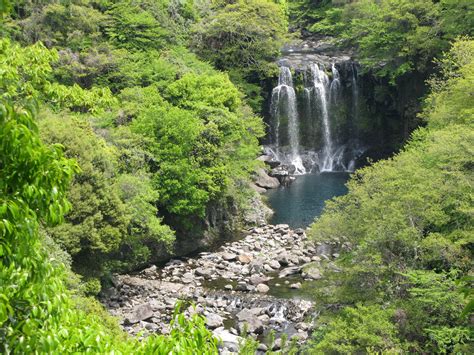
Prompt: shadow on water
<box><xmin>266</xmin><ymin>172</ymin><xmax>350</xmax><ymax>229</ymax></box>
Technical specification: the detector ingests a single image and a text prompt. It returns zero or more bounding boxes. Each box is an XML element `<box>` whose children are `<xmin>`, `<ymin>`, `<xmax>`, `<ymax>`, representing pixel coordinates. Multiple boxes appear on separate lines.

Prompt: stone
<box><xmin>294</xmin><ymin>228</ymin><xmax>305</xmax><ymax>235</ymax></box>
<box><xmin>256</xmin><ymin>283</ymin><xmax>269</xmax><ymax>293</ymax></box>
<box><xmin>222</xmin><ymin>252</ymin><xmax>237</xmax><ymax>261</ymax></box>
<box><xmin>279</xmin><ymin>266</ymin><xmax>301</xmax><ymax>278</ymax></box>
<box><xmin>142</xmin><ymin>264</ymin><xmax>157</xmax><ymax>276</ymax></box>
<box><xmin>254</xmin><ymin>168</ymin><xmax>280</xmax><ymax>189</ymax></box>
<box><xmin>125</xmin><ymin>303</ymin><xmax>154</xmax><ymax>324</ymax></box>
<box><xmin>144</xmin><ymin>322</ymin><xmax>159</xmax><ymax>332</ymax></box>
<box><xmin>296</xmin><ymin>322</ymin><xmax>310</xmax><ymax>331</ymax></box>
<box><xmin>206</xmin><ymin>313</ymin><xmax>224</xmax><ymax>329</ymax></box>
<box><xmin>292</xmin><ymin>331</ymin><xmax>309</xmax><ymax>341</ymax></box>
<box><xmin>235</xmin><ymin>281</ymin><xmax>248</xmax><ymax>291</ymax></box>
<box><xmin>276</xmin><ymin>252</ymin><xmax>290</xmax><ymax>266</ymax></box>
<box><xmin>238</xmin><ymin>254</ymin><xmax>253</xmax><ymax>264</ymax></box>
<box><xmin>195</xmin><ymin>267</ymin><xmax>212</xmax><ymax>277</ymax></box>
<box><xmin>264</xmin><ymin>264</ymin><xmax>274</xmax><ymax>272</ymax></box>
<box><xmin>249</xmin><ymin>182</ymin><xmax>267</xmax><ymax>194</ymax></box>
<box><xmin>213</xmin><ymin>327</ymin><xmax>242</xmax><ymax>352</ymax></box>
<box><xmin>302</xmin><ymin>264</ymin><xmax>322</xmax><ymax>280</ymax></box>
<box><xmin>249</xmin><ymin>259</ymin><xmax>265</xmax><ymax>274</ymax></box>
<box><xmin>269</xmin><ymin>260</ymin><xmax>281</xmax><ymax>269</ymax></box>
<box><xmin>224</xmin><ymin>284</ymin><xmax>233</xmax><ymax>290</ymax></box>
<box><xmin>249</xmin><ymin>274</ymin><xmax>269</xmax><ymax>286</ymax></box>
<box><xmin>290</xmin><ymin>282</ymin><xmax>302</xmax><ymax>289</ymax></box>
<box><xmin>272</xmin><ymin>338</ymin><xmax>282</xmax><ymax>350</ymax></box>
<box><xmin>258</xmin><ymin>343</ymin><xmax>268</xmax><ymax>351</ymax></box>
<box><xmin>238</xmin><ymin>319</ymin><xmax>263</xmax><ymax>335</ymax></box>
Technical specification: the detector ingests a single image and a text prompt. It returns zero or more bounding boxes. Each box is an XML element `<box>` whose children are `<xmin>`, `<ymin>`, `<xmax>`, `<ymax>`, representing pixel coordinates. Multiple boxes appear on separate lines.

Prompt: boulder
<box><xmin>269</xmin><ymin>260</ymin><xmax>281</xmax><ymax>269</ymax></box>
<box><xmin>279</xmin><ymin>266</ymin><xmax>301</xmax><ymax>278</ymax></box>
<box><xmin>238</xmin><ymin>318</ymin><xmax>264</xmax><ymax>335</ymax></box>
<box><xmin>213</xmin><ymin>327</ymin><xmax>242</xmax><ymax>352</ymax></box>
<box><xmin>256</xmin><ymin>283</ymin><xmax>269</xmax><ymax>293</ymax></box>
<box><xmin>238</xmin><ymin>254</ymin><xmax>253</xmax><ymax>264</ymax></box>
<box><xmin>302</xmin><ymin>263</ymin><xmax>322</xmax><ymax>280</ymax></box>
<box><xmin>222</xmin><ymin>252</ymin><xmax>237</xmax><ymax>261</ymax></box>
<box><xmin>206</xmin><ymin>313</ymin><xmax>224</xmax><ymax>329</ymax></box>
<box><xmin>125</xmin><ymin>303</ymin><xmax>154</xmax><ymax>324</ymax></box>
<box><xmin>250</xmin><ymin>274</ymin><xmax>269</xmax><ymax>286</ymax></box>
<box><xmin>254</xmin><ymin>168</ymin><xmax>279</xmax><ymax>189</ymax></box>
<box><xmin>195</xmin><ymin>267</ymin><xmax>212</xmax><ymax>278</ymax></box>
<box><xmin>290</xmin><ymin>282</ymin><xmax>302</xmax><ymax>289</ymax></box>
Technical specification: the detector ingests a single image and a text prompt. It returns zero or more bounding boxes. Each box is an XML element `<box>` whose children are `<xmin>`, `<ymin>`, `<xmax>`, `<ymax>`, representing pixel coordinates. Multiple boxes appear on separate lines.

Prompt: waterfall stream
<box><xmin>270</xmin><ymin>67</ymin><xmax>306</xmax><ymax>174</ymax></box>
<box><xmin>268</xmin><ymin>61</ymin><xmax>363</xmax><ymax>174</ymax></box>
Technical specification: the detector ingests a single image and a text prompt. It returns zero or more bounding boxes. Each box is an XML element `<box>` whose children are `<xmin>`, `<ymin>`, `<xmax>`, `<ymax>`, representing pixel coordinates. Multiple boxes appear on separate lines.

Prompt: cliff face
<box><xmin>262</xmin><ymin>37</ymin><xmax>428</xmax><ymax>171</ymax></box>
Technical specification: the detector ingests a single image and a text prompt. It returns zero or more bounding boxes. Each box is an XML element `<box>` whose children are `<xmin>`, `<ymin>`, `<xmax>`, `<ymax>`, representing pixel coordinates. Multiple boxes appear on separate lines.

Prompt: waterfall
<box><xmin>270</xmin><ymin>67</ymin><xmax>305</xmax><ymax>174</ymax></box>
<box><xmin>310</xmin><ymin>63</ymin><xmax>334</xmax><ymax>172</ymax></box>
<box><xmin>329</xmin><ymin>63</ymin><xmax>341</xmax><ymax>104</ymax></box>
<box><xmin>268</xmin><ymin>61</ymin><xmax>365</xmax><ymax>175</ymax></box>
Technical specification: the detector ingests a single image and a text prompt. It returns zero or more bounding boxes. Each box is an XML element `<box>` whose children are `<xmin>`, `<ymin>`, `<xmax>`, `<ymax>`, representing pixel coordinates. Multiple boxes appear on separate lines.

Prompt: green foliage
<box><xmin>17</xmin><ymin>1</ymin><xmax>106</xmax><ymax>50</ymax></box>
<box><xmin>0</xmin><ymin>100</ymin><xmax>218</xmax><ymax>353</ymax></box>
<box><xmin>310</xmin><ymin>305</ymin><xmax>402</xmax><ymax>353</ymax></box>
<box><xmin>105</xmin><ymin>0</ymin><xmax>170</xmax><ymax>51</ymax></box>
<box><xmin>38</xmin><ymin>113</ymin><xmax>175</xmax><ymax>276</ymax></box>
<box><xmin>307</xmin><ymin>38</ymin><xmax>474</xmax><ymax>352</ymax></box>
<box><xmin>192</xmin><ymin>0</ymin><xmax>288</xmax><ymax>109</ymax></box>
<box><xmin>294</xmin><ymin>0</ymin><xmax>474</xmax><ymax>82</ymax></box>
<box><xmin>0</xmin><ymin>38</ymin><xmax>117</xmax><ymax>112</ymax></box>
<box><xmin>131</xmin><ymin>74</ymin><xmax>263</xmax><ymax>219</ymax></box>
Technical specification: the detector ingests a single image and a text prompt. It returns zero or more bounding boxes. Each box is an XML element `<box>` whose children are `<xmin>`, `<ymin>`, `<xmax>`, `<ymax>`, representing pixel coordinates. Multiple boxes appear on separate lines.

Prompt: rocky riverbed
<box><xmin>101</xmin><ymin>224</ymin><xmax>339</xmax><ymax>353</ymax></box>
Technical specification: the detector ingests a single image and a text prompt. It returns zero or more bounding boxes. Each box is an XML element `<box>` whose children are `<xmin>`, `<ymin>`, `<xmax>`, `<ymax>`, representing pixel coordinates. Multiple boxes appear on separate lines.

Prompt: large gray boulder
<box><xmin>205</xmin><ymin>313</ymin><xmax>224</xmax><ymax>329</ymax></box>
<box><xmin>254</xmin><ymin>168</ymin><xmax>280</xmax><ymax>189</ymax></box>
<box><xmin>302</xmin><ymin>263</ymin><xmax>322</xmax><ymax>280</ymax></box>
<box><xmin>125</xmin><ymin>303</ymin><xmax>154</xmax><ymax>324</ymax></box>
<box><xmin>213</xmin><ymin>327</ymin><xmax>242</xmax><ymax>352</ymax></box>
<box><xmin>279</xmin><ymin>266</ymin><xmax>301</xmax><ymax>278</ymax></box>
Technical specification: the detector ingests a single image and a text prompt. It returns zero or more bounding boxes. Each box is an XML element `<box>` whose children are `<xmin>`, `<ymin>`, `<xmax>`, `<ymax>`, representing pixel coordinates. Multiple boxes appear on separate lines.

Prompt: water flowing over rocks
<box><xmin>101</xmin><ymin>224</ymin><xmax>340</xmax><ymax>353</ymax></box>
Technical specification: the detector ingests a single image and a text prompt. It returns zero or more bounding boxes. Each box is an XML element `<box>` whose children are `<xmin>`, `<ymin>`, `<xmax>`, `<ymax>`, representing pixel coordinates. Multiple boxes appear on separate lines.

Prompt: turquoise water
<box><xmin>266</xmin><ymin>173</ymin><xmax>350</xmax><ymax>228</ymax></box>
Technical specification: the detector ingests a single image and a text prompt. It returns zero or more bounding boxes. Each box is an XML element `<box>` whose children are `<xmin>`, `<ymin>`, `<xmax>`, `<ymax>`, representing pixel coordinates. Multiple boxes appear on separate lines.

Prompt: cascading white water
<box><xmin>310</xmin><ymin>63</ymin><xmax>334</xmax><ymax>172</ymax></box>
<box><xmin>268</xmin><ymin>61</ymin><xmax>365</xmax><ymax>175</ymax></box>
<box><xmin>270</xmin><ymin>67</ymin><xmax>306</xmax><ymax>174</ymax></box>
<box><xmin>329</xmin><ymin>63</ymin><xmax>341</xmax><ymax>104</ymax></box>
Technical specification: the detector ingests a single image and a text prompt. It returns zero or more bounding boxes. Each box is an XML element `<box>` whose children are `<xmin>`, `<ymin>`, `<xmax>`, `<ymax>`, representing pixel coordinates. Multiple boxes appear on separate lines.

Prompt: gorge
<box><xmin>3</xmin><ymin>0</ymin><xmax>472</xmax><ymax>353</ymax></box>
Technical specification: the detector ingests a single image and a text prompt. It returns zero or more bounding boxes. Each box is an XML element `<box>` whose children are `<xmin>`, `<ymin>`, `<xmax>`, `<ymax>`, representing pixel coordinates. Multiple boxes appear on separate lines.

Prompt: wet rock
<box><xmin>235</xmin><ymin>281</ymin><xmax>248</xmax><ymax>292</ymax></box>
<box><xmin>279</xmin><ymin>266</ymin><xmax>301</xmax><ymax>278</ymax></box>
<box><xmin>256</xmin><ymin>284</ymin><xmax>270</xmax><ymax>293</ymax></box>
<box><xmin>290</xmin><ymin>282</ymin><xmax>302</xmax><ymax>289</ymax></box>
<box><xmin>224</xmin><ymin>284</ymin><xmax>233</xmax><ymax>290</ymax></box>
<box><xmin>254</xmin><ymin>168</ymin><xmax>280</xmax><ymax>189</ymax></box>
<box><xmin>258</xmin><ymin>343</ymin><xmax>268</xmax><ymax>351</ymax></box>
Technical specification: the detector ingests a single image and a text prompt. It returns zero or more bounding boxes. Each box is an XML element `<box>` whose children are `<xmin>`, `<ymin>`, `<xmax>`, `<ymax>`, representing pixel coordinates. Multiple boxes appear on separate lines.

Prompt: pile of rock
<box><xmin>101</xmin><ymin>224</ymin><xmax>339</xmax><ymax>353</ymax></box>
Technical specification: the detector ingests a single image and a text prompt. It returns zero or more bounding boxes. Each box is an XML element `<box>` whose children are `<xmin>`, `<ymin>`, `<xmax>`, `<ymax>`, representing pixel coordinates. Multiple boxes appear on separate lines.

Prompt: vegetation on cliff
<box><xmin>307</xmin><ymin>37</ymin><xmax>474</xmax><ymax>354</ymax></box>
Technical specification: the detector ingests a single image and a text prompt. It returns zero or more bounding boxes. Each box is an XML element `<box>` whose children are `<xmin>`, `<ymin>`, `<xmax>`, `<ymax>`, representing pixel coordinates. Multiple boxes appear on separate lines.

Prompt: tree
<box><xmin>193</xmin><ymin>0</ymin><xmax>287</xmax><ymax>75</ymax></box>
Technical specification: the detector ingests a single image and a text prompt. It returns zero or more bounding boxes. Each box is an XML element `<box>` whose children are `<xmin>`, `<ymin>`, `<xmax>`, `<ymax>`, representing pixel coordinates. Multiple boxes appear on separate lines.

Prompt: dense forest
<box><xmin>1</xmin><ymin>0</ymin><xmax>473</xmax><ymax>353</ymax></box>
